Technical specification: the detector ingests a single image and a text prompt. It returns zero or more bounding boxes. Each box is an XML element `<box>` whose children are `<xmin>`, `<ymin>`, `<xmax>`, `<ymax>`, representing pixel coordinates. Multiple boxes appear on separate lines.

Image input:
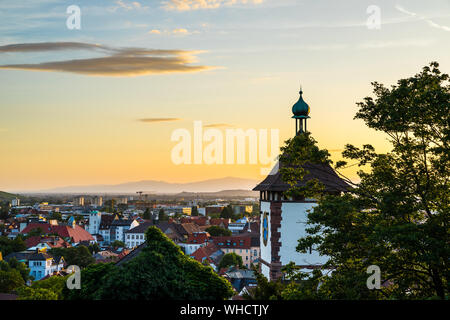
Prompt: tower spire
<box><xmin>291</xmin><ymin>87</ymin><xmax>310</xmax><ymax>135</ymax></box>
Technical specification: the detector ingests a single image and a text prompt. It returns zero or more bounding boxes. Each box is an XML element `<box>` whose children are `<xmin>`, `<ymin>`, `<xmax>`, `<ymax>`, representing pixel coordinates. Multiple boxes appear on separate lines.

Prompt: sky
<box><xmin>0</xmin><ymin>0</ymin><xmax>449</xmax><ymax>192</ymax></box>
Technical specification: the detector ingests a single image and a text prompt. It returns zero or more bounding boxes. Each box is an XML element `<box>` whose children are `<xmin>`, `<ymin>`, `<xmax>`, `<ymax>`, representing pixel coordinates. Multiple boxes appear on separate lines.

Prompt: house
<box><xmin>210</xmin><ymin>218</ymin><xmax>230</xmax><ymax>229</ymax></box>
<box><xmin>20</xmin><ymin>220</ymin><xmax>94</xmax><ymax>245</ymax></box>
<box><xmin>223</xmin><ymin>268</ymin><xmax>257</xmax><ymax>292</ymax></box>
<box><xmin>28</xmin><ymin>251</ymin><xmax>65</xmax><ymax>281</ymax></box>
<box><xmin>110</xmin><ymin>218</ymin><xmax>139</xmax><ymax>243</ymax></box>
<box><xmin>180</xmin><ymin>216</ymin><xmax>209</xmax><ymax>226</ymax></box>
<box><xmin>124</xmin><ymin>221</ymin><xmax>154</xmax><ymax>248</ymax></box>
<box><xmin>25</xmin><ymin>235</ymin><xmax>70</xmax><ymax>251</ymax></box>
<box><xmin>97</xmin><ymin>214</ymin><xmax>116</xmax><ymax>245</ymax></box>
<box><xmin>190</xmin><ymin>242</ymin><xmax>224</xmax><ymax>271</ymax></box>
<box><xmin>212</xmin><ymin>235</ymin><xmax>260</xmax><ymax>268</ymax></box>
<box><xmin>178</xmin><ymin>231</ymin><xmax>210</xmax><ymax>255</ymax></box>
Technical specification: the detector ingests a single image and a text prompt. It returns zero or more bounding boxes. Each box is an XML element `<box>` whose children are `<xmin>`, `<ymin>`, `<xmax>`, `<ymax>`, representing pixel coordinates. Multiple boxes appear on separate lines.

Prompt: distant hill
<box><xmin>0</xmin><ymin>191</ymin><xmax>21</xmax><ymax>202</ymax></box>
<box><xmin>26</xmin><ymin>177</ymin><xmax>260</xmax><ymax>194</ymax></box>
<box><xmin>174</xmin><ymin>189</ymin><xmax>259</xmax><ymax>198</ymax></box>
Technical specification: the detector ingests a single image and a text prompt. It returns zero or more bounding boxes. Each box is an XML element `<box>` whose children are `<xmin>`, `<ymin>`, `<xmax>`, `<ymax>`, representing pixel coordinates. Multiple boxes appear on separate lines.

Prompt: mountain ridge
<box><xmin>15</xmin><ymin>177</ymin><xmax>260</xmax><ymax>194</ymax></box>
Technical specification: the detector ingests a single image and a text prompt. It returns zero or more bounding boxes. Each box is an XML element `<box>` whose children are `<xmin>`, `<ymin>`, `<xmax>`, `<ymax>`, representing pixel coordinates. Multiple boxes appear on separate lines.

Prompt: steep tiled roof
<box><xmin>190</xmin><ymin>242</ymin><xmax>222</xmax><ymax>263</ymax></box>
<box><xmin>21</xmin><ymin>223</ymin><xmax>94</xmax><ymax>243</ymax></box>
<box><xmin>253</xmin><ymin>162</ymin><xmax>350</xmax><ymax>193</ymax></box>
<box><xmin>210</xmin><ymin>218</ymin><xmax>230</xmax><ymax>228</ymax></box>
<box><xmin>212</xmin><ymin>235</ymin><xmax>255</xmax><ymax>249</ymax></box>
<box><xmin>28</xmin><ymin>252</ymin><xmax>53</xmax><ymax>261</ymax></box>
<box><xmin>25</xmin><ymin>236</ymin><xmax>69</xmax><ymax>249</ymax></box>
<box><xmin>125</xmin><ymin>221</ymin><xmax>153</xmax><ymax>234</ymax></box>
<box><xmin>186</xmin><ymin>232</ymin><xmax>209</xmax><ymax>244</ymax></box>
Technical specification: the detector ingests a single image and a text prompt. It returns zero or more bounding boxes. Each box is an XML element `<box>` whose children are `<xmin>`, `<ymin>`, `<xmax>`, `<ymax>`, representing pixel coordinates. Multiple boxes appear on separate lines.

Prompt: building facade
<box><xmin>253</xmin><ymin>89</ymin><xmax>350</xmax><ymax>280</ymax></box>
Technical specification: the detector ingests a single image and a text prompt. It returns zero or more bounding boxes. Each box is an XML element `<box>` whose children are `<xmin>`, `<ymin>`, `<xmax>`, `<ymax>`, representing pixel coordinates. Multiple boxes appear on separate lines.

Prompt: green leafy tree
<box><xmin>24</xmin><ymin>227</ymin><xmax>43</xmax><ymax>239</ymax></box>
<box><xmin>205</xmin><ymin>225</ymin><xmax>232</xmax><ymax>237</ymax></box>
<box><xmin>111</xmin><ymin>240</ymin><xmax>125</xmax><ymax>249</ymax></box>
<box><xmin>243</xmin><ymin>264</ymin><xmax>284</xmax><ymax>300</ymax></box>
<box><xmin>6</xmin><ymin>258</ymin><xmax>32</xmax><ymax>283</ymax></box>
<box><xmin>191</xmin><ymin>206</ymin><xmax>199</xmax><ymax>216</ymax></box>
<box><xmin>143</xmin><ymin>208</ymin><xmax>152</xmax><ymax>220</ymax></box>
<box><xmin>158</xmin><ymin>208</ymin><xmax>169</xmax><ymax>222</ymax></box>
<box><xmin>0</xmin><ymin>236</ymin><xmax>26</xmax><ymax>257</ymax></box>
<box><xmin>63</xmin><ymin>263</ymin><xmax>115</xmax><ymax>300</ymax></box>
<box><xmin>220</xmin><ymin>205</ymin><xmax>234</xmax><ymax>220</ymax></box>
<box><xmin>28</xmin><ymin>275</ymin><xmax>68</xmax><ymax>300</ymax></box>
<box><xmin>0</xmin><ymin>268</ymin><xmax>24</xmax><ymax>293</ymax></box>
<box><xmin>285</xmin><ymin>62</ymin><xmax>449</xmax><ymax>299</ymax></box>
<box><xmin>49</xmin><ymin>246</ymin><xmax>95</xmax><ymax>269</ymax></box>
<box><xmin>16</xmin><ymin>286</ymin><xmax>58</xmax><ymax>300</ymax></box>
<box><xmin>66</xmin><ymin>227</ymin><xmax>234</xmax><ymax>300</ymax></box>
<box><xmin>218</xmin><ymin>252</ymin><xmax>243</xmax><ymax>269</ymax></box>
<box><xmin>88</xmin><ymin>243</ymin><xmax>100</xmax><ymax>254</ymax></box>
<box><xmin>49</xmin><ymin>212</ymin><xmax>62</xmax><ymax>221</ymax></box>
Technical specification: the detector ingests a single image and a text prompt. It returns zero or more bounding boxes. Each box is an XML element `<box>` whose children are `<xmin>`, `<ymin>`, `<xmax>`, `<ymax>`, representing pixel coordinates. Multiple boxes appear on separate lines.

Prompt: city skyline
<box><xmin>1</xmin><ymin>0</ymin><xmax>450</xmax><ymax>191</ymax></box>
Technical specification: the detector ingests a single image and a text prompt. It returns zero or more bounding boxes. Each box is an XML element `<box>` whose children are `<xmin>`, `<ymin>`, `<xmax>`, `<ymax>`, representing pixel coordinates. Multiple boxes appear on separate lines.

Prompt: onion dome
<box><xmin>292</xmin><ymin>89</ymin><xmax>310</xmax><ymax>119</ymax></box>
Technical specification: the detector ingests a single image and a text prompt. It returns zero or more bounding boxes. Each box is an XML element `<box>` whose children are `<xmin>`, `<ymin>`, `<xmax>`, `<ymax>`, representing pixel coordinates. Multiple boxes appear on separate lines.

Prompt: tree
<box><xmin>6</xmin><ymin>258</ymin><xmax>32</xmax><ymax>283</ymax></box>
<box><xmin>66</xmin><ymin>227</ymin><xmax>234</xmax><ymax>300</ymax></box>
<box><xmin>49</xmin><ymin>211</ymin><xmax>62</xmax><ymax>221</ymax></box>
<box><xmin>191</xmin><ymin>206</ymin><xmax>199</xmax><ymax>216</ymax></box>
<box><xmin>24</xmin><ymin>227</ymin><xmax>43</xmax><ymax>239</ymax></box>
<box><xmin>243</xmin><ymin>264</ymin><xmax>284</xmax><ymax>300</ymax></box>
<box><xmin>88</xmin><ymin>243</ymin><xmax>100</xmax><ymax>254</ymax></box>
<box><xmin>0</xmin><ymin>236</ymin><xmax>26</xmax><ymax>257</ymax></box>
<box><xmin>218</xmin><ymin>253</ymin><xmax>243</xmax><ymax>269</ymax></box>
<box><xmin>205</xmin><ymin>225</ymin><xmax>232</xmax><ymax>237</ymax></box>
<box><xmin>111</xmin><ymin>240</ymin><xmax>125</xmax><ymax>249</ymax></box>
<box><xmin>220</xmin><ymin>205</ymin><xmax>234</xmax><ymax>220</ymax></box>
<box><xmin>16</xmin><ymin>286</ymin><xmax>58</xmax><ymax>300</ymax></box>
<box><xmin>143</xmin><ymin>208</ymin><xmax>152</xmax><ymax>220</ymax></box>
<box><xmin>63</xmin><ymin>263</ymin><xmax>115</xmax><ymax>300</ymax></box>
<box><xmin>49</xmin><ymin>246</ymin><xmax>95</xmax><ymax>269</ymax></box>
<box><xmin>0</xmin><ymin>269</ymin><xmax>24</xmax><ymax>293</ymax></box>
<box><xmin>28</xmin><ymin>274</ymin><xmax>68</xmax><ymax>300</ymax></box>
<box><xmin>288</xmin><ymin>62</ymin><xmax>449</xmax><ymax>299</ymax></box>
<box><xmin>158</xmin><ymin>208</ymin><xmax>168</xmax><ymax>222</ymax></box>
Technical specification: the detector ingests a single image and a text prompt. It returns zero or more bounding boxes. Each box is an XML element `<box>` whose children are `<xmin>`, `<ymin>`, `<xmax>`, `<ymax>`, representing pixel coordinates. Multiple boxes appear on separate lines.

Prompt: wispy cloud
<box><xmin>396</xmin><ymin>4</ymin><xmax>450</xmax><ymax>32</ymax></box>
<box><xmin>163</xmin><ymin>0</ymin><xmax>263</xmax><ymax>11</ymax></box>
<box><xmin>109</xmin><ymin>0</ymin><xmax>149</xmax><ymax>12</ymax></box>
<box><xmin>138</xmin><ymin>118</ymin><xmax>183</xmax><ymax>123</ymax></box>
<box><xmin>0</xmin><ymin>42</ymin><xmax>214</xmax><ymax>77</ymax></box>
<box><xmin>148</xmin><ymin>28</ymin><xmax>197</xmax><ymax>36</ymax></box>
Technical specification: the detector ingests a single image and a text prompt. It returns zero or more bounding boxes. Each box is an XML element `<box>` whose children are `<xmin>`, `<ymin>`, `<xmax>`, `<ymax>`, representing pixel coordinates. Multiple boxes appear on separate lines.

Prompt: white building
<box><xmin>11</xmin><ymin>198</ymin><xmax>20</xmax><ymax>207</ymax></box>
<box><xmin>28</xmin><ymin>252</ymin><xmax>65</xmax><ymax>281</ymax></box>
<box><xmin>124</xmin><ymin>222</ymin><xmax>153</xmax><ymax>248</ymax></box>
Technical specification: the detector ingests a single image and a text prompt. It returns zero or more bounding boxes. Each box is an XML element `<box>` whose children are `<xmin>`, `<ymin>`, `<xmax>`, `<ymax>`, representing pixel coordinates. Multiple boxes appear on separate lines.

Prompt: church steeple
<box><xmin>292</xmin><ymin>87</ymin><xmax>310</xmax><ymax>135</ymax></box>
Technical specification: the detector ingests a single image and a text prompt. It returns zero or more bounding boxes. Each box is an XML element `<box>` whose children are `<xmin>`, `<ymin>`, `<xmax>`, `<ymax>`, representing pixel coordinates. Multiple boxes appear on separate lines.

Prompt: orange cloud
<box><xmin>0</xmin><ymin>42</ymin><xmax>214</xmax><ymax>76</ymax></box>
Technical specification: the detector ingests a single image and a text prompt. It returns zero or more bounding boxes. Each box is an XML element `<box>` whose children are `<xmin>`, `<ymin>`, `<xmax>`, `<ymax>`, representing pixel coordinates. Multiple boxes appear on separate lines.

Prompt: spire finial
<box><xmin>299</xmin><ymin>84</ymin><xmax>303</xmax><ymax>95</ymax></box>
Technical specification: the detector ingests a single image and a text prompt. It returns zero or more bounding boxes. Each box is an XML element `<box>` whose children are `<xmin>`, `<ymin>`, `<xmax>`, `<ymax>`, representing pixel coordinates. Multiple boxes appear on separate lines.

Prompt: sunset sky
<box><xmin>1</xmin><ymin>0</ymin><xmax>450</xmax><ymax>192</ymax></box>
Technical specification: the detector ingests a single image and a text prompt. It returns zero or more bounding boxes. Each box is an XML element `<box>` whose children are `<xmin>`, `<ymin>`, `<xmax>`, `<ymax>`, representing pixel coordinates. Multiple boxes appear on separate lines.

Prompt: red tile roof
<box><xmin>212</xmin><ymin>235</ymin><xmax>253</xmax><ymax>249</ymax></box>
<box><xmin>25</xmin><ymin>236</ymin><xmax>69</xmax><ymax>249</ymax></box>
<box><xmin>190</xmin><ymin>242</ymin><xmax>220</xmax><ymax>263</ymax></box>
<box><xmin>21</xmin><ymin>223</ymin><xmax>94</xmax><ymax>243</ymax></box>
<box><xmin>210</xmin><ymin>218</ymin><xmax>230</xmax><ymax>228</ymax></box>
<box><xmin>186</xmin><ymin>232</ymin><xmax>210</xmax><ymax>244</ymax></box>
